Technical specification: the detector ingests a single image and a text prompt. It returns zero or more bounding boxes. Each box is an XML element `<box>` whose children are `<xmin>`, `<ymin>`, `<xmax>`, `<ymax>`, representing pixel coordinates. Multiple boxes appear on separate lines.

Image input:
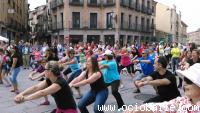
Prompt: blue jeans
<box><xmin>67</xmin><ymin>69</ymin><xmax>82</xmax><ymax>83</ymax></box>
<box><xmin>10</xmin><ymin>67</ymin><xmax>21</xmax><ymax>85</ymax></box>
<box><xmin>172</xmin><ymin>57</ymin><xmax>179</xmax><ymax>74</ymax></box>
<box><xmin>78</xmin><ymin>89</ymin><xmax>108</xmax><ymax>113</ymax></box>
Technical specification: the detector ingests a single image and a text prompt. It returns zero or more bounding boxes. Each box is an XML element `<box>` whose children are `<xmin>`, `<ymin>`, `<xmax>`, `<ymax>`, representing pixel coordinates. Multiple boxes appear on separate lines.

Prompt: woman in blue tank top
<box><xmin>60</xmin><ymin>49</ymin><xmax>82</xmax><ymax>99</ymax></box>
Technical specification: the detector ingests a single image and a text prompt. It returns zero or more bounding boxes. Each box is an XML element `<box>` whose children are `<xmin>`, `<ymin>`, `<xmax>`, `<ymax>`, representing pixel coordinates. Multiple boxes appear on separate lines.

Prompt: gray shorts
<box><xmin>135</xmin><ymin>73</ymin><xmax>147</xmax><ymax>81</ymax></box>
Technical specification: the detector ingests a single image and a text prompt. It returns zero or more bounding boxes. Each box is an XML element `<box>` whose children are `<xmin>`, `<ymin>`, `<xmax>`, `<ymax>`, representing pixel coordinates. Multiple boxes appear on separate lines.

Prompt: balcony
<box><xmin>151</xmin><ymin>24</ymin><xmax>155</xmax><ymax>29</ymax></box>
<box><xmin>69</xmin><ymin>0</ymin><xmax>84</xmax><ymax>6</ymax></box>
<box><xmin>147</xmin><ymin>8</ymin><xmax>152</xmax><ymax>15</ymax></box>
<box><xmin>50</xmin><ymin>0</ymin><xmax>64</xmax><ymax>10</ymax></box>
<box><xmin>103</xmin><ymin>0</ymin><xmax>116</xmax><ymax>7</ymax></box>
<box><xmin>141</xmin><ymin>5</ymin><xmax>148</xmax><ymax>14</ymax></box>
<box><xmin>120</xmin><ymin>22</ymin><xmax>140</xmax><ymax>31</ymax></box>
<box><xmin>51</xmin><ymin>21</ymin><xmax>64</xmax><ymax>31</ymax></box>
<box><xmin>87</xmin><ymin>0</ymin><xmax>100</xmax><ymax>7</ymax></box>
<box><xmin>57</xmin><ymin>21</ymin><xmax>64</xmax><ymax>30</ymax></box>
<box><xmin>129</xmin><ymin>1</ymin><xmax>135</xmax><ymax>9</ymax></box>
<box><xmin>57</xmin><ymin>0</ymin><xmax>64</xmax><ymax>7</ymax></box>
<box><xmin>120</xmin><ymin>0</ymin><xmax>129</xmax><ymax>7</ymax></box>
<box><xmin>7</xmin><ymin>22</ymin><xmax>17</xmax><ymax>30</ymax></box>
<box><xmin>135</xmin><ymin>4</ymin><xmax>140</xmax><ymax>12</ymax></box>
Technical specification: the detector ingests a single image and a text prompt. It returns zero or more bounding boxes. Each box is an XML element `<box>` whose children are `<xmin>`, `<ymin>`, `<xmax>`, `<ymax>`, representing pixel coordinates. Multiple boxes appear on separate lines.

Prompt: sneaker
<box><xmin>133</xmin><ymin>89</ymin><xmax>141</xmax><ymax>93</ymax></box>
<box><xmin>40</xmin><ymin>101</ymin><xmax>50</xmax><ymax>105</ymax></box>
<box><xmin>120</xmin><ymin>84</ymin><xmax>124</xmax><ymax>89</ymax></box>
<box><xmin>15</xmin><ymin>90</ymin><xmax>20</xmax><ymax>94</ymax></box>
<box><xmin>10</xmin><ymin>89</ymin><xmax>15</xmax><ymax>92</ymax></box>
<box><xmin>118</xmin><ymin>108</ymin><xmax>123</xmax><ymax>112</ymax></box>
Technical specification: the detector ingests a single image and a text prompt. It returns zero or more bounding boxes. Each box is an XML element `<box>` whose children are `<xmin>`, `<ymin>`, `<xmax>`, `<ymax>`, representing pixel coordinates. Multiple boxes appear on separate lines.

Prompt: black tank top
<box><xmin>86</xmin><ymin>71</ymin><xmax>107</xmax><ymax>92</ymax></box>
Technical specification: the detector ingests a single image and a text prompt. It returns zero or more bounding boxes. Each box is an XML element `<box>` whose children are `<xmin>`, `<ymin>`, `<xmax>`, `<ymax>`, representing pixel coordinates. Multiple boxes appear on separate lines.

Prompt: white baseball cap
<box><xmin>176</xmin><ymin>63</ymin><xmax>200</xmax><ymax>87</ymax></box>
<box><xmin>102</xmin><ymin>50</ymin><xmax>113</xmax><ymax>56</ymax></box>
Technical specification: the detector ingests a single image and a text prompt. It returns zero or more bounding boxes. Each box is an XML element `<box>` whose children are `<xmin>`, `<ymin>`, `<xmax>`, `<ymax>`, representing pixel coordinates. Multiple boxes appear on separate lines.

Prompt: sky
<box><xmin>28</xmin><ymin>0</ymin><xmax>200</xmax><ymax>33</ymax></box>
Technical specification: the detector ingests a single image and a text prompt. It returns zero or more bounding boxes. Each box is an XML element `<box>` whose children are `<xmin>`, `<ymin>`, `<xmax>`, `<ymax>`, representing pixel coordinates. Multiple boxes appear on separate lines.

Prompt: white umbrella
<box><xmin>0</xmin><ymin>36</ymin><xmax>9</xmax><ymax>42</ymax></box>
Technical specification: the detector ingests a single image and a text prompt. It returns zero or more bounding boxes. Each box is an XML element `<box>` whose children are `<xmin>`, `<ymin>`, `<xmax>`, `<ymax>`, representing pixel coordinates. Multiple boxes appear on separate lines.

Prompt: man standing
<box><xmin>135</xmin><ymin>56</ymin><xmax>180</xmax><ymax>103</ymax></box>
<box><xmin>22</xmin><ymin>42</ymin><xmax>31</xmax><ymax>69</ymax></box>
<box><xmin>0</xmin><ymin>49</ymin><xmax>3</xmax><ymax>84</ymax></box>
<box><xmin>171</xmin><ymin>42</ymin><xmax>181</xmax><ymax>74</ymax></box>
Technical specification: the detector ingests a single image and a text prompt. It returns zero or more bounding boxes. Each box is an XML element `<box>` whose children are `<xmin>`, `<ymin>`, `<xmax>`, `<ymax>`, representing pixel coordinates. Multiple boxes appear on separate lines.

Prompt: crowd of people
<box><xmin>0</xmin><ymin>40</ymin><xmax>200</xmax><ymax>113</ymax></box>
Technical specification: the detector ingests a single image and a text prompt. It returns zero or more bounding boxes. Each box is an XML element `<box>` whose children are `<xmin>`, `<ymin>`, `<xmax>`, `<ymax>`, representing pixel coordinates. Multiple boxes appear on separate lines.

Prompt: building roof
<box><xmin>181</xmin><ymin>21</ymin><xmax>188</xmax><ymax>27</ymax></box>
<box><xmin>34</xmin><ymin>5</ymin><xmax>46</xmax><ymax>10</ymax></box>
<box><xmin>188</xmin><ymin>28</ymin><xmax>200</xmax><ymax>34</ymax></box>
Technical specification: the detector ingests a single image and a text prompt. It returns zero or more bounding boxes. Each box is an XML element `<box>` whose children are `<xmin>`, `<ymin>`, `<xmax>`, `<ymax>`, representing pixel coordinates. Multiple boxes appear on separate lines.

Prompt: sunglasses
<box><xmin>184</xmin><ymin>77</ymin><xmax>193</xmax><ymax>85</ymax></box>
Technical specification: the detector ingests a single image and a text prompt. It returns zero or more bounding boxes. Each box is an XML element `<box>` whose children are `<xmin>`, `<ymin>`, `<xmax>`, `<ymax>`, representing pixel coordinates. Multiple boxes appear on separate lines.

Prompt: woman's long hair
<box><xmin>90</xmin><ymin>56</ymin><xmax>100</xmax><ymax>73</ymax></box>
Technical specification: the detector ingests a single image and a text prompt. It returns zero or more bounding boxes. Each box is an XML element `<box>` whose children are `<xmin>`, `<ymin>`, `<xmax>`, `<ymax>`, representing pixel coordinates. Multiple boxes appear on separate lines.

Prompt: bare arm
<box><xmin>140</xmin><ymin>76</ymin><xmax>153</xmax><ymax>82</ymax></box>
<box><xmin>11</xmin><ymin>58</ymin><xmax>17</xmax><ymax>69</ymax></box>
<box><xmin>62</xmin><ymin>59</ymin><xmax>76</xmax><ymax>66</ymax></box>
<box><xmin>148</xmin><ymin>78</ymin><xmax>171</xmax><ymax>87</ymax></box>
<box><xmin>99</xmin><ymin>64</ymin><xmax>109</xmax><ymax>69</ymax></box>
<box><xmin>69</xmin><ymin>71</ymin><xmax>86</xmax><ymax>86</ymax></box>
<box><xmin>24</xmin><ymin>83</ymin><xmax>61</xmax><ymax>101</ymax></box>
<box><xmin>31</xmin><ymin>72</ymin><xmax>45</xmax><ymax>80</ymax></box>
<box><xmin>72</xmin><ymin>72</ymin><xmax>101</xmax><ymax>87</ymax></box>
<box><xmin>17</xmin><ymin>80</ymin><xmax>47</xmax><ymax>96</ymax></box>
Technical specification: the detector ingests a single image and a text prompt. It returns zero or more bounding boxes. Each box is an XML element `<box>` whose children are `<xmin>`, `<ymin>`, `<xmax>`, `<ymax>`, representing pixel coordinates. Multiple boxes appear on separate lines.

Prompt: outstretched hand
<box><xmin>14</xmin><ymin>94</ymin><xmax>24</xmax><ymax>104</ymax></box>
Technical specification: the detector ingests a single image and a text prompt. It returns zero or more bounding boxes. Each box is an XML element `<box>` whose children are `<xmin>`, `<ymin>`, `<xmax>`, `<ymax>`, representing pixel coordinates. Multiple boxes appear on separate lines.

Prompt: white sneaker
<box><xmin>120</xmin><ymin>84</ymin><xmax>124</xmax><ymax>89</ymax></box>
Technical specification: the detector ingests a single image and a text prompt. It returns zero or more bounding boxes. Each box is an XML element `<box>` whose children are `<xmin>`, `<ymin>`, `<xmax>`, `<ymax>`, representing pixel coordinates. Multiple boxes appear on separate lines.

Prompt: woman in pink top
<box><xmin>33</xmin><ymin>48</ymin><xmax>41</xmax><ymax>61</ymax></box>
<box><xmin>30</xmin><ymin>48</ymin><xmax>41</xmax><ymax>70</ymax></box>
<box><xmin>119</xmin><ymin>48</ymin><xmax>134</xmax><ymax>77</ymax></box>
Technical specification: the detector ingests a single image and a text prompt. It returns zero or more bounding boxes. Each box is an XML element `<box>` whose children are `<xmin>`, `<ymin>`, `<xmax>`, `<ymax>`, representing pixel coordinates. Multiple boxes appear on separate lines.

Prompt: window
<box><xmin>54</xmin><ymin>15</ymin><xmax>57</xmax><ymax>29</ymax></box>
<box><xmin>121</xmin><ymin>13</ymin><xmax>124</xmax><ymax>28</ymax></box>
<box><xmin>129</xmin><ymin>0</ymin><xmax>132</xmax><ymax>6</ymax></box>
<box><xmin>106</xmin><ymin>12</ymin><xmax>113</xmax><ymax>28</ymax></box>
<box><xmin>141</xmin><ymin>17</ymin><xmax>145</xmax><ymax>31</ymax></box>
<box><xmin>13</xmin><ymin>2</ymin><xmax>15</xmax><ymax>10</ymax></box>
<box><xmin>90</xmin><ymin>0</ymin><xmax>97</xmax><ymax>4</ymax></box>
<box><xmin>147</xmin><ymin>19</ymin><xmax>150</xmax><ymax>31</ymax></box>
<box><xmin>90</xmin><ymin>13</ymin><xmax>97</xmax><ymax>28</ymax></box>
<box><xmin>152</xmin><ymin>6</ymin><xmax>154</xmax><ymax>13</ymax></box>
<box><xmin>135</xmin><ymin>0</ymin><xmax>139</xmax><ymax>9</ymax></box>
<box><xmin>73</xmin><ymin>0</ymin><xmax>80</xmax><ymax>2</ymax></box>
<box><xmin>72</xmin><ymin>12</ymin><xmax>80</xmax><ymax>28</ymax></box>
<box><xmin>142</xmin><ymin>0</ymin><xmax>145</xmax><ymax>10</ymax></box>
<box><xmin>151</xmin><ymin>19</ymin><xmax>154</xmax><ymax>27</ymax></box>
<box><xmin>147</xmin><ymin>1</ymin><xmax>150</xmax><ymax>9</ymax></box>
<box><xmin>135</xmin><ymin>16</ymin><xmax>138</xmax><ymax>30</ymax></box>
<box><xmin>61</xmin><ymin>13</ymin><xmax>63</xmax><ymax>28</ymax></box>
<box><xmin>129</xmin><ymin>15</ymin><xmax>132</xmax><ymax>28</ymax></box>
<box><xmin>107</xmin><ymin>0</ymin><xmax>113</xmax><ymax>4</ymax></box>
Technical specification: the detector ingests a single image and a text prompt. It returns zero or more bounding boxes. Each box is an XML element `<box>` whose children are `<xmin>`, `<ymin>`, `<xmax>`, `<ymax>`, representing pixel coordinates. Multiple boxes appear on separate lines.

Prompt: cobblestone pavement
<box><xmin>0</xmin><ymin>69</ymin><xmax>184</xmax><ymax>113</ymax></box>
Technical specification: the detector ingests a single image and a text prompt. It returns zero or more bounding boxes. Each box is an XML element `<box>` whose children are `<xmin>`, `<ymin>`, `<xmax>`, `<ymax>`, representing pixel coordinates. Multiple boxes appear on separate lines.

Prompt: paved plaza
<box><xmin>0</xmin><ymin>69</ymin><xmax>184</xmax><ymax>113</ymax></box>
